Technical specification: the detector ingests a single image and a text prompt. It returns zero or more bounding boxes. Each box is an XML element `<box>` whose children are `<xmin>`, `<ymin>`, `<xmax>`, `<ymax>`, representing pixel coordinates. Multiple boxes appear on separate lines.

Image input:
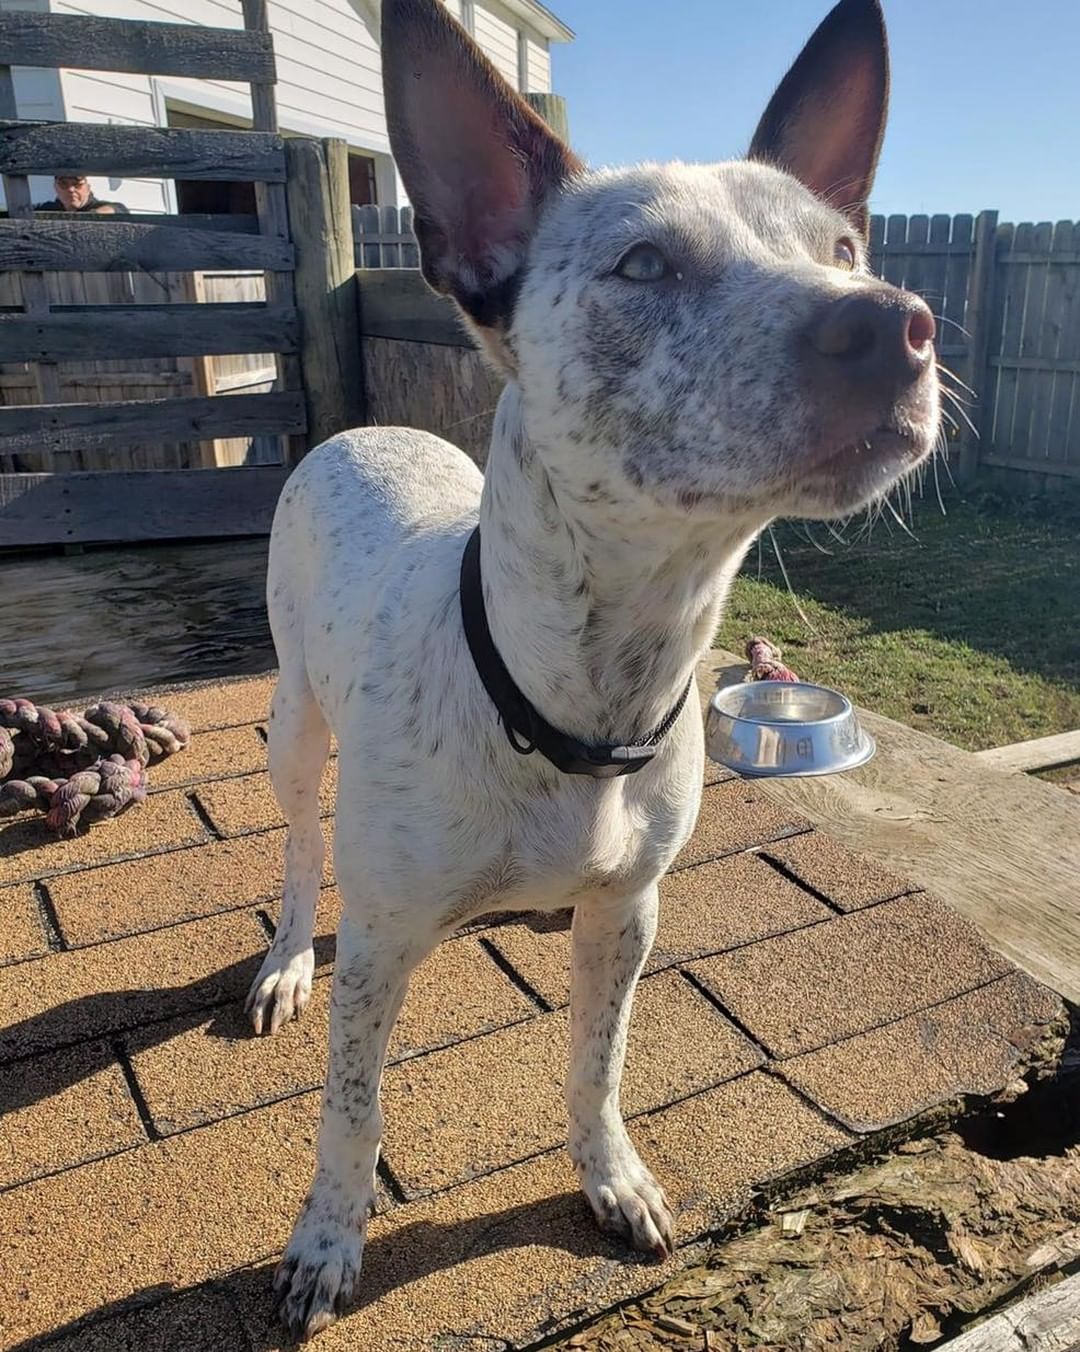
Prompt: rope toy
<box><xmin>0</xmin><ymin>699</ymin><xmax>190</xmax><ymax>836</ymax></box>
<box><xmin>745</xmin><ymin>636</ymin><xmax>800</xmax><ymax>683</ymax></box>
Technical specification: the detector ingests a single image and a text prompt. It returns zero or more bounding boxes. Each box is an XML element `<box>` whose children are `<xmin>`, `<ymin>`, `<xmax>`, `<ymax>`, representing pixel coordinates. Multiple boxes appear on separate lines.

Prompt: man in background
<box><xmin>34</xmin><ymin>174</ymin><xmax>128</xmax><ymax>214</ymax></box>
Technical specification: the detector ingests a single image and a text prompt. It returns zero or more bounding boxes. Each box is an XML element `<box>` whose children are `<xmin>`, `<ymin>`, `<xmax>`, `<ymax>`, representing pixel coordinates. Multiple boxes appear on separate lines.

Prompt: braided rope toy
<box><xmin>745</xmin><ymin>636</ymin><xmax>800</xmax><ymax>683</ymax></box>
<box><xmin>0</xmin><ymin>699</ymin><xmax>190</xmax><ymax>836</ymax></box>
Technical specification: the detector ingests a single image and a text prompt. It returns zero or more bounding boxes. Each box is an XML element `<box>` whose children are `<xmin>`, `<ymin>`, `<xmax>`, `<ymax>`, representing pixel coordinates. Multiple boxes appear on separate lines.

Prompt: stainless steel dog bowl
<box><xmin>705</xmin><ymin>680</ymin><xmax>875</xmax><ymax>778</ymax></box>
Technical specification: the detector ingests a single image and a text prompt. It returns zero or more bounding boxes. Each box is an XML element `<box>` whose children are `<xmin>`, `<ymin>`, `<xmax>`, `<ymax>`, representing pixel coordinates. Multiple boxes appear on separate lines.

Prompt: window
<box><xmin>167</xmin><ymin>109</ymin><xmax>256</xmax><ymax>215</ymax></box>
<box><xmin>348</xmin><ymin>153</ymin><xmax>377</xmax><ymax>206</ymax></box>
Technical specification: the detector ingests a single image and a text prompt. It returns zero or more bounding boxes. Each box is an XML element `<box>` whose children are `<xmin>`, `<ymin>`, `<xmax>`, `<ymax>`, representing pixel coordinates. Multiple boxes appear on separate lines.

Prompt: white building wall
<box><xmin>472</xmin><ymin>0</ymin><xmax>519</xmax><ymax>87</ymax></box>
<box><xmin>4</xmin><ymin>0</ymin><xmax>557</xmax><ymax>210</ymax></box>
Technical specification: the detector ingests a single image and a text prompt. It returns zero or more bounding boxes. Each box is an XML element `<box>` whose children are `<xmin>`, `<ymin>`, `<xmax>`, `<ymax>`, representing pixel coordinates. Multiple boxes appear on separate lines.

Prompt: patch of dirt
<box><xmin>548</xmin><ymin>1021</ymin><xmax>1080</xmax><ymax>1352</ymax></box>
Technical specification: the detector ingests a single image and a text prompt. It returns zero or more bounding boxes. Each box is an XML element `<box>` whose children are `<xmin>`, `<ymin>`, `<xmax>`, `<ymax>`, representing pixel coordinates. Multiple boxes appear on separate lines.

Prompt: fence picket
<box><xmin>882</xmin><ymin>214</ymin><xmax>908</xmax><ymax>288</ymax></box>
<box><xmin>1012</xmin><ymin>221</ymin><xmax>1053</xmax><ymax>484</ymax></box>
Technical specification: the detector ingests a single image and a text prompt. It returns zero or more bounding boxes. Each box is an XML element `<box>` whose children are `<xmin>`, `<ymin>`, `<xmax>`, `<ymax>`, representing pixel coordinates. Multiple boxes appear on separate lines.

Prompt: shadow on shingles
<box><xmin>0</xmin><ymin>935</ymin><xmax>337</xmax><ymax>1118</ymax></box>
<box><xmin>6</xmin><ymin>1191</ymin><xmax>650</xmax><ymax>1352</ymax></box>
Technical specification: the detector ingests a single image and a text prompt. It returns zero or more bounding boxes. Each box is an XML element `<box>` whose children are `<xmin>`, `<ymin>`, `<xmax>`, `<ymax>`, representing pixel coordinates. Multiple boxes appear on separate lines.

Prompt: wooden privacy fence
<box><xmin>0</xmin><ymin>1</ymin><xmax>361</xmax><ymax>548</ymax></box>
<box><xmin>359</xmin><ymin>209</ymin><xmax>1080</xmax><ymax>491</ymax></box>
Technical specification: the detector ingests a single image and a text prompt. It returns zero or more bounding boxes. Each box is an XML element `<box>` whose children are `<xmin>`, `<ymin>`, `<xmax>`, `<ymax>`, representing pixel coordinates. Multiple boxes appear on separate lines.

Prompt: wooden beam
<box><xmin>0</xmin><ymin>304</ymin><xmax>298</xmax><ymax>362</ymax></box>
<box><xmin>0</xmin><ymin>121</ymin><xmax>285</xmax><ymax>181</ymax></box>
<box><xmin>285</xmin><ymin>137</ymin><xmax>363</xmax><ymax>447</ymax></box>
<box><xmin>937</xmin><ymin>1272</ymin><xmax>1080</xmax><ymax>1351</ymax></box>
<box><xmin>0</xmin><ymin>391</ymin><xmax>306</xmax><ymax>458</ymax></box>
<box><xmin>979</xmin><ymin>453</ymin><xmax>1080</xmax><ymax>480</ymax></box>
<box><xmin>522</xmin><ymin>91</ymin><xmax>570</xmax><ymax>141</ymax></box>
<box><xmin>0</xmin><ymin>210</ymin><xmax>263</xmax><ymax>234</ymax></box>
<box><xmin>697</xmin><ymin>650</ymin><xmax>1080</xmax><ymax>1003</ymax></box>
<box><xmin>358</xmin><ymin>268</ymin><xmax>473</xmax><ymax>348</ymax></box>
<box><xmin>0</xmin><ymin>466</ymin><xmax>288</xmax><ymax>546</ymax></box>
<box><xmin>0</xmin><ymin>218</ymin><xmax>293</xmax><ymax>273</ymax></box>
<box><xmin>0</xmin><ymin>12</ymin><xmax>275</xmax><ymax>82</ymax></box>
<box><xmin>975</xmin><ymin>729</ymin><xmax>1080</xmax><ymax>774</ymax></box>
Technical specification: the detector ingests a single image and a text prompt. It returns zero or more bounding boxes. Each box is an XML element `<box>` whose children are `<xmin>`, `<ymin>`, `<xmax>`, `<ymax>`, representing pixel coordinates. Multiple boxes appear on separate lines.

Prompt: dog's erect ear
<box><xmin>382</xmin><ymin>0</ymin><xmax>581</xmax><ymax>336</ymax></box>
<box><xmin>748</xmin><ymin>0</ymin><xmax>888</xmax><ymax>234</ymax></box>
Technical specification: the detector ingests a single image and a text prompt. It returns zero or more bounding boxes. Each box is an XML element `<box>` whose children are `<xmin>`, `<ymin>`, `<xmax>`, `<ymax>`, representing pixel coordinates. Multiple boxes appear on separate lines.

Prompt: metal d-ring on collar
<box><xmin>459</xmin><ymin>527</ymin><xmax>693</xmax><ymax>779</ymax></box>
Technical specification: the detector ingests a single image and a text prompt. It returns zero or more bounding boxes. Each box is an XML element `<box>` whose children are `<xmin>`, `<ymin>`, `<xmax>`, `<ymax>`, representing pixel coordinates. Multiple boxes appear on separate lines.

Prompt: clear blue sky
<box><xmin>551</xmin><ymin>0</ymin><xmax>1079</xmax><ymax>225</ymax></box>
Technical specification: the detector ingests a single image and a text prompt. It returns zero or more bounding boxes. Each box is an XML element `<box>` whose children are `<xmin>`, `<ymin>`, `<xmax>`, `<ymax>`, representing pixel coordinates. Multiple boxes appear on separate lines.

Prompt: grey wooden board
<box><xmin>937</xmin><ymin>1271</ymin><xmax>1080</xmax><ymax>1352</ymax></box>
<box><xmin>0</xmin><ymin>210</ymin><xmax>261</xmax><ymax>234</ymax></box>
<box><xmin>358</xmin><ymin>268</ymin><xmax>474</xmax><ymax>347</ymax></box>
<box><xmin>0</xmin><ymin>303</ymin><xmax>298</xmax><ymax>361</ymax></box>
<box><xmin>0</xmin><ymin>218</ymin><xmax>293</xmax><ymax>272</ymax></box>
<box><xmin>0</xmin><ymin>121</ymin><xmax>285</xmax><ymax>181</ymax></box>
<box><xmin>0</xmin><ymin>391</ymin><xmax>306</xmax><ymax>457</ymax></box>
<box><xmin>0</xmin><ymin>11</ymin><xmax>275</xmax><ymax>82</ymax></box>
<box><xmin>285</xmin><ymin>137</ymin><xmax>363</xmax><ymax>447</ymax></box>
<box><xmin>0</xmin><ymin>466</ymin><xmax>288</xmax><ymax>546</ymax></box>
<box><xmin>699</xmin><ymin>651</ymin><xmax>1080</xmax><ymax>1004</ymax></box>
<box><xmin>980</xmin><ymin>452</ymin><xmax>1080</xmax><ymax>479</ymax></box>
<box><xmin>1014</xmin><ymin>222</ymin><xmax>1055</xmax><ymax>466</ymax></box>
<box><xmin>975</xmin><ymin>728</ymin><xmax>1080</xmax><ymax>774</ymax></box>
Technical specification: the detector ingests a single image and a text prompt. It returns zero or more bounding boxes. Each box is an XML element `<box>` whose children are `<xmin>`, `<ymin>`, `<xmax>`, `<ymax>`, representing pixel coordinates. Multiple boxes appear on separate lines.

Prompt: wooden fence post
<box><xmin>284</xmin><ymin>136</ymin><xmax>363</xmax><ymax>448</ymax></box>
<box><xmin>523</xmin><ymin>92</ymin><xmax>570</xmax><ymax>142</ymax></box>
<box><xmin>958</xmin><ymin>208</ymin><xmax>999</xmax><ymax>483</ymax></box>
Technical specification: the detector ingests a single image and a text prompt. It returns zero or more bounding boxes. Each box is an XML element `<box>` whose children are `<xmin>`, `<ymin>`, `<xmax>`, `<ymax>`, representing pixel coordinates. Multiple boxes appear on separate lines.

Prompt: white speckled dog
<box><xmin>250</xmin><ymin>0</ymin><xmax>939</xmax><ymax>1336</ymax></box>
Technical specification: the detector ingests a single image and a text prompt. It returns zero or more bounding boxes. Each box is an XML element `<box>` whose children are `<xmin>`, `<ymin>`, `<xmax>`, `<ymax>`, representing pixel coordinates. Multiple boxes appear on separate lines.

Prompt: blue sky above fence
<box><xmin>553</xmin><ymin>0</ymin><xmax>1079</xmax><ymax>225</ymax></box>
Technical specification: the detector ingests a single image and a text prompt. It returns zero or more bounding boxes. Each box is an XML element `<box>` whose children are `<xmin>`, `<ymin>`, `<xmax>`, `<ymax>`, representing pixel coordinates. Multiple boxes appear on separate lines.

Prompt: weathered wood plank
<box><xmin>362</xmin><ymin>334</ymin><xmax>502</xmax><ymax>466</ymax></box>
<box><xmin>0</xmin><ymin>12</ymin><xmax>275</xmax><ymax>82</ymax></box>
<box><xmin>0</xmin><ymin>122</ymin><xmax>284</xmax><ymax>181</ymax></box>
<box><xmin>881</xmin><ymin>214</ymin><xmax>908</xmax><ymax>288</ymax></box>
<box><xmin>0</xmin><ymin>466</ymin><xmax>288</xmax><ymax>547</ymax></box>
<box><xmin>698</xmin><ymin>651</ymin><xmax>1080</xmax><ymax>1003</ymax></box>
<box><xmin>285</xmin><ymin>138</ymin><xmax>363</xmax><ymax>447</ymax></box>
<box><xmin>969</xmin><ymin>216</ymin><xmax>1010</xmax><ymax>479</ymax></box>
<box><xmin>0</xmin><ymin>218</ymin><xmax>293</xmax><ymax>272</ymax></box>
<box><xmin>979</xmin><ymin>452</ymin><xmax>1080</xmax><ymax>479</ymax></box>
<box><xmin>0</xmin><ymin>303</ymin><xmax>297</xmax><ymax>362</ymax></box>
<box><xmin>1047</xmin><ymin>225</ymin><xmax>1080</xmax><ymax>468</ymax></box>
<box><xmin>975</xmin><ymin>728</ymin><xmax>1080</xmax><ymax>774</ymax></box>
<box><xmin>1</xmin><ymin>210</ymin><xmax>262</xmax><ymax>234</ymax></box>
<box><xmin>937</xmin><ymin>1271</ymin><xmax>1080</xmax><ymax>1352</ymax></box>
<box><xmin>358</xmin><ymin>268</ymin><xmax>473</xmax><ymax>347</ymax></box>
<box><xmin>1013</xmin><ymin>222</ymin><xmax>1055</xmax><ymax>472</ymax></box>
<box><xmin>522</xmin><ymin>91</ymin><xmax>570</xmax><ymax>141</ymax></box>
<box><xmin>0</xmin><ymin>391</ymin><xmax>305</xmax><ymax>458</ymax></box>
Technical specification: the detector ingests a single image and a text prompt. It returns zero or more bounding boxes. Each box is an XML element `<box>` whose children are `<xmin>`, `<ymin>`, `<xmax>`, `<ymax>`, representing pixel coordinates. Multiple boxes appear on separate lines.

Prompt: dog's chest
<box><xmin>503</xmin><ymin>769</ymin><xmax>693</xmax><ymax>909</ymax></box>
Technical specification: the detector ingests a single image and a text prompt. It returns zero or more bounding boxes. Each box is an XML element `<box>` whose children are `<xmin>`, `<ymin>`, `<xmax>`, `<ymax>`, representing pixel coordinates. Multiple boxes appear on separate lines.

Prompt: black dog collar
<box><xmin>459</xmin><ymin>527</ymin><xmax>692</xmax><ymax>778</ymax></box>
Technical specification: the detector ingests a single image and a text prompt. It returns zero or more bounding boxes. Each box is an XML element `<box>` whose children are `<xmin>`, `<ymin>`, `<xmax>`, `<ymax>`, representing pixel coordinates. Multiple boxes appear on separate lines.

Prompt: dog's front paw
<box><xmin>273</xmin><ymin>1209</ymin><xmax>362</xmax><ymax>1341</ymax></box>
<box><xmin>579</xmin><ymin>1152</ymin><xmax>676</xmax><ymax>1259</ymax></box>
<box><xmin>246</xmin><ymin>945</ymin><xmax>315</xmax><ymax>1035</ymax></box>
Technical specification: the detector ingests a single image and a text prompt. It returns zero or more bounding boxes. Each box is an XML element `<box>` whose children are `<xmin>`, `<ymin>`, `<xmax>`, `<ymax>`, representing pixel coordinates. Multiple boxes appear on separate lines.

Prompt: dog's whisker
<box><xmin>936</xmin><ymin>361</ymin><xmax>978</xmax><ymax>397</ymax></box>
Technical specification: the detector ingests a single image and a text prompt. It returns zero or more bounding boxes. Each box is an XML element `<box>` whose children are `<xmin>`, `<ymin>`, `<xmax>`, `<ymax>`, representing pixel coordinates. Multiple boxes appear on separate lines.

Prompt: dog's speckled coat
<box><xmin>248</xmin><ymin>0</ymin><xmax>940</xmax><ymax>1336</ymax></box>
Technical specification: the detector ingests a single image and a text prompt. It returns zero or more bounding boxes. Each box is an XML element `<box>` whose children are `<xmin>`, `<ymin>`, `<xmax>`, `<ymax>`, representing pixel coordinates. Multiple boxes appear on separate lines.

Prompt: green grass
<box><xmin>714</xmin><ymin>488</ymin><xmax>1080</xmax><ymax>751</ymax></box>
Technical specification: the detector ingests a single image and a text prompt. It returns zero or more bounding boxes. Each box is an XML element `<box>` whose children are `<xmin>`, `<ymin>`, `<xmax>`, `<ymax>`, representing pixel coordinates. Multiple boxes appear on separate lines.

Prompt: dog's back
<box><xmin>267</xmin><ymin>425</ymin><xmax>481</xmax><ymax>731</ymax></box>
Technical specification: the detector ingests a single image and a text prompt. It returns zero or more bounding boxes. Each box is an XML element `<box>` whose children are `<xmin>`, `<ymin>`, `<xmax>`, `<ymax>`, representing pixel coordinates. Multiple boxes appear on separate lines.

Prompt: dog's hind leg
<box><xmin>566</xmin><ymin>884</ymin><xmax>676</xmax><ymax>1257</ymax></box>
<box><xmin>246</xmin><ymin>663</ymin><xmax>330</xmax><ymax>1035</ymax></box>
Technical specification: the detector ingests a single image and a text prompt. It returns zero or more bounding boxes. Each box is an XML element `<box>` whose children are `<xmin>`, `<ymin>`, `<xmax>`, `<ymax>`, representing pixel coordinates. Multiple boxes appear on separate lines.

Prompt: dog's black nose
<box><xmin>806</xmin><ymin>290</ymin><xmax>936</xmax><ymax>395</ymax></box>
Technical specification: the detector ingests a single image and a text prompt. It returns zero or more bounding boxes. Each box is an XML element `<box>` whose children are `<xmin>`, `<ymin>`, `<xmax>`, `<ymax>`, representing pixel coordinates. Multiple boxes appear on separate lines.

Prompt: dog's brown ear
<box><xmin>382</xmin><ymin>0</ymin><xmax>581</xmax><ymax>338</ymax></box>
<box><xmin>748</xmin><ymin>0</ymin><xmax>888</xmax><ymax>235</ymax></box>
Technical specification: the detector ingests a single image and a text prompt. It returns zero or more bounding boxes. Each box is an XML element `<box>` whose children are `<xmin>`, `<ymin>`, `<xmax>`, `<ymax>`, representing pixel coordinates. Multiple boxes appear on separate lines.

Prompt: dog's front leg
<box><xmin>566</xmin><ymin>884</ymin><xmax>676</xmax><ymax>1257</ymax></box>
<box><xmin>274</xmin><ymin>916</ymin><xmax>417</xmax><ymax>1340</ymax></box>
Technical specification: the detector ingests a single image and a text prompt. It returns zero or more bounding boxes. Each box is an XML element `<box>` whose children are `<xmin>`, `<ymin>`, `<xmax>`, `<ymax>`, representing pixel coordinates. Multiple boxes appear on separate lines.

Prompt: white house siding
<box><xmin>4</xmin><ymin>0</ymin><xmax>559</xmax><ymax>211</ymax></box>
<box><xmin>523</xmin><ymin>35</ymin><xmax>550</xmax><ymax>93</ymax></box>
<box><xmin>472</xmin><ymin>0</ymin><xmax>519</xmax><ymax>86</ymax></box>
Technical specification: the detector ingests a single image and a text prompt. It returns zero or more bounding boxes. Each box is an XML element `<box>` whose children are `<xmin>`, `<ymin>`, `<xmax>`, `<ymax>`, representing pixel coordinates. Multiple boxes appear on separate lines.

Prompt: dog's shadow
<box><xmin>5</xmin><ymin>1189</ymin><xmax>657</xmax><ymax>1352</ymax></box>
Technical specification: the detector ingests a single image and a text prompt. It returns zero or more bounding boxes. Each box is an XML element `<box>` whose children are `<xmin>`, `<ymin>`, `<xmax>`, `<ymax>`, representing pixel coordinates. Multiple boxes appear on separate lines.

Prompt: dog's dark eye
<box><xmin>614</xmin><ymin>243</ymin><xmax>671</xmax><ymax>282</ymax></box>
<box><xmin>833</xmin><ymin>238</ymin><xmax>857</xmax><ymax>271</ymax></box>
